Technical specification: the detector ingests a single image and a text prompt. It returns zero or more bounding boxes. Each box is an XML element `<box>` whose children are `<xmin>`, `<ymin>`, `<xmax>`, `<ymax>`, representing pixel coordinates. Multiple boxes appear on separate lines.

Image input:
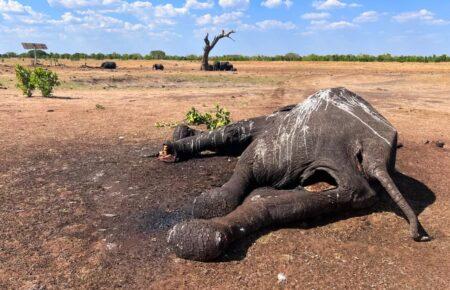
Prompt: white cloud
<box><xmin>348</xmin><ymin>3</ymin><xmax>361</xmax><ymax>8</ymax></box>
<box><xmin>218</xmin><ymin>0</ymin><xmax>250</xmax><ymax>10</ymax></box>
<box><xmin>196</xmin><ymin>14</ymin><xmax>212</xmax><ymax>25</ymax></box>
<box><xmin>301</xmin><ymin>12</ymin><xmax>330</xmax><ymax>20</ymax></box>
<box><xmin>312</xmin><ymin>0</ymin><xmax>360</xmax><ymax>10</ymax></box>
<box><xmin>185</xmin><ymin>0</ymin><xmax>214</xmax><ymax>10</ymax></box>
<box><xmin>196</xmin><ymin>11</ymin><xmax>244</xmax><ymax>26</ymax></box>
<box><xmin>128</xmin><ymin>1</ymin><xmax>153</xmax><ymax>9</ymax></box>
<box><xmin>0</xmin><ymin>23</ymin><xmax>39</xmax><ymax>39</ymax></box>
<box><xmin>48</xmin><ymin>0</ymin><xmax>213</xmax><ymax>12</ymax></box>
<box><xmin>102</xmin><ymin>1</ymin><xmax>212</xmax><ymax>23</ymax></box>
<box><xmin>354</xmin><ymin>11</ymin><xmax>379</xmax><ymax>23</ymax></box>
<box><xmin>0</xmin><ymin>0</ymin><xmax>46</xmax><ymax>24</ymax></box>
<box><xmin>0</xmin><ymin>0</ymin><xmax>31</xmax><ymax>13</ymax></box>
<box><xmin>47</xmin><ymin>0</ymin><xmax>122</xmax><ymax>9</ymax></box>
<box><xmin>393</xmin><ymin>9</ymin><xmax>448</xmax><ymax>25</ymax></box>
<box><xmin>49</xmin><ymin>10</ymin><xmax>150</xmax><ymax>32</ymax></box>
<box><xmin>104</xmin><ymin>1</ymin><xmax>152</xmax><ymax>14</ymax></box>
<box><xmin>255</xmin><ymin>19</ymin><xmax>296</xmax><ymax>30</ymax></box>
<box><xmin>261</xmin><ymin>0</ymin><xmax>293</xmax><ymax>9</ymax></box>
<box><xmin>43</xmin><ymin>0</ymin><xmax>216</xmax><ymax>36</ymax></box>
<box><xmin>309</xmin><ymin>19</ymin><xmax>355</xmax><ymax>30</ymax></box>
<box><xmin>154</xmin><ymin>4</ymin><xmax>187</xmax><ymax>18</ymax></box>
<box><xmin>239</xmin><ymin>19</ymin><xmax>296</xmax><ymax>31</ymax></box>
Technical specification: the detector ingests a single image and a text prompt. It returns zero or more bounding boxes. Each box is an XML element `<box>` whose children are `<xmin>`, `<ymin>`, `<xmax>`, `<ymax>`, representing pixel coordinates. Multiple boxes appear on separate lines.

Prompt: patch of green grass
<box><xmin>165</xmin><ymin>74</ymin><xmax>281</xmax><ymax>85</ymax></box>
<box><xmin>155</xmin><ymin>121</ymin><xmax>178</xmax><ymax>128</ymax></box>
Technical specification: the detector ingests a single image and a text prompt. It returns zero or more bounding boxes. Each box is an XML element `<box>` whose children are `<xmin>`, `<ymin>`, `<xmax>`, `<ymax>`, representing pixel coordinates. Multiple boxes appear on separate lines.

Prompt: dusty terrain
<box><xmin>0</xmin><ymin>59</ymin><xmax>449</xmax><ymax>289</ymax></box>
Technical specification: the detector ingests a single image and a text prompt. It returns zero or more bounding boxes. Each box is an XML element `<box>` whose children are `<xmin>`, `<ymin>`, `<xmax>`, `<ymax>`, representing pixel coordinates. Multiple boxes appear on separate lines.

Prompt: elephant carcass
<box><xmin>165</xmin><ymin>87</ymin><xmax>430</xmax><ymax>261</ymax></box>
<box><xmin>153</xmin><ymin>64</ymin><xmax>164</xmax><ymax>70</ymax></box>
<box><xmin>100</xmin><ymin>62</ymin><xmax>117</xmax><ymax>69</ymax></box>
<box><xmin>212</xmin><ymin>61</ymin><xmax>235</xmax><ymax>71</ymax></box>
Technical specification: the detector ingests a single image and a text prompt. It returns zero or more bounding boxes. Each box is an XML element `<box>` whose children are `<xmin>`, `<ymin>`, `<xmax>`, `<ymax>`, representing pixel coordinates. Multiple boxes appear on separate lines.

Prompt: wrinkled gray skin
<box><xmin>166</xmin><ymin>87</ymin><xmax>430</xmax><ymax>261</ymax></box>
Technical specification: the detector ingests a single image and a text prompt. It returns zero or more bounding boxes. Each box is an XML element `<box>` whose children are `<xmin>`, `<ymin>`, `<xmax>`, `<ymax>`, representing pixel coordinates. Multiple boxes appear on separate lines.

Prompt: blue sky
<box><xmin>1</xmin><ymin>0</ymin><xmax>449</xmax><ymax>55</ymax></box>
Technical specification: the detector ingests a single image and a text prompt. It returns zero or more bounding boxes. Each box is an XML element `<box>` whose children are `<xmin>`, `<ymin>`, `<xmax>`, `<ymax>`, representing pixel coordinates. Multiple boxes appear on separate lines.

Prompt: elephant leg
<box><xmin>168</xmin><ymin>187</ymin><xmax>338</xmax><ymax>261</ymax></box>
<box><xmin>159</xmin><ymin>120</ymin><xmax>255</xmax><ymax>162</ymax></box>
<box><xmin>192</xmin><ymin>163</ymin><xmax>254</xmax><ymax>219</ymax></box>
<box><xmin>172</xmin><ymin>124</ymin><xmax>201</xmax><ymax>141</ymax></box>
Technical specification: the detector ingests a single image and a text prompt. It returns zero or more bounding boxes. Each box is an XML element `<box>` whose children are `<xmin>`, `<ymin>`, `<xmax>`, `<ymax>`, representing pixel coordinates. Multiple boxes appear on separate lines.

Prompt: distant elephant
<box><xmin>100</xmin><ymin>62</ymin><xmax>117</xmax><ymax>69</ymax></box>
<box><xmin>153</xmin><ymin>64</ymin><xmax>164</xmax><ymax>70</ymax></box>
<box><xmin>163</xmin><ymin>87</ymin><xmax>430</xmax><ymax>261</ymax></box>
<box><xmin>212</xmin><ymin>61</ymin><xmax>235</xmax><ymax>71</ymax></box>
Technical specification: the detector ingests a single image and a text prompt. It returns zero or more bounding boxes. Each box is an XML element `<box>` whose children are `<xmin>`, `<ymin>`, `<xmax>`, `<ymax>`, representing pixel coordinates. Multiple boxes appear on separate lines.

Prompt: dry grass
<box><xmin>0</xmin><ymin>59</ymin><xmax>449</xmax><ymax>289</ymax></box>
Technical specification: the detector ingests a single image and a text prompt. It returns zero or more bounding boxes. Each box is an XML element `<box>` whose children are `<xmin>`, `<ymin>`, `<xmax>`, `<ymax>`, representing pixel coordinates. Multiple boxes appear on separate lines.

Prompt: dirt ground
<box><xmin>0</xmin><ymin>59</ymin><xmax>449</xmax><ymax>289</ymax></box>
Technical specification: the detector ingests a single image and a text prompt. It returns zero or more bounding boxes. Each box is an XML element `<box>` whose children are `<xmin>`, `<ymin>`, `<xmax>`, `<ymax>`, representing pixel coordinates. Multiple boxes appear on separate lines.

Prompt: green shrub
<box><xmin>209</xmin><ymin>105</ymin><xmax>231</xmax><ymax>129</ymax></box>
<box><xmin>15</xmin><ymin>65</ymin><xmax>35</xmax><ymax>97</ymax></box>
<box><xmin>95</xmin><ymin>104</ymin><xmax>105</xmax><ymax>110</ymax></box>
<box><xmin>185</xmin><ymin>105</ymin><xmax>231</xmax><ymax>130</ymax></box>
<box><xmin>186</xmin><ymin>107</ymin><xmax>208</xmax><ymax>125</ymax></box>
<box><xmin>31</xmin><ymin>67</ymin><xmax>60</xmax><ymax>97</ymax></box>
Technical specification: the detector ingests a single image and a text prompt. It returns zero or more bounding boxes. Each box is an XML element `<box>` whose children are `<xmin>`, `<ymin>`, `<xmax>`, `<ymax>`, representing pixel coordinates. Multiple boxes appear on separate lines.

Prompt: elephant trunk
<box><xmin>373</xmin><ymin>168</ymin><xmax>430</xmax><ymax>241</ymax></box>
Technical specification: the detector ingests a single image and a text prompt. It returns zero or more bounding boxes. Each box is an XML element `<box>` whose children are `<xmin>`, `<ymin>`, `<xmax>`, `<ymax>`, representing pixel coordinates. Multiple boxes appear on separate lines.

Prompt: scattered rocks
<box><xmin>106</xmin><ymin>242</ymin><xmax>117</xmax><ymax>250</ymax></box>
<box><xmin>424</xmin><ymin>140</ymin><xmax>445</xmax><ymax>148</ymax></box>
<box><xmin>102</xmin><ymin>213</ymin><xmax>117</xmax><ymax>218</ymax></box>
<box><xmin>92</xmin><ymin>170</ymin><xmax>105</xmax><ymax>182</ymax></box>
<box><xmin>27</xmin><ymin>283</ymin><xmax>46</xmax><ymax>290</ymax></box>
<box><xmin>277</xmin><ymin>272</ymin><xmax>287</xmax><ymax>284</ymax></box>
<box><xmin>435</xmin><ymin>140</ymin><xmax>445</xmax><ymax>148</ymax></box>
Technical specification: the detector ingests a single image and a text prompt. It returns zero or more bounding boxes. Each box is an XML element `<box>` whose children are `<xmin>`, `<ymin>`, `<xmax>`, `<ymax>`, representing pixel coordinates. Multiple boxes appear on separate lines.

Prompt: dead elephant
<box><xmin>163</xmin><ymin>87</ymin><xmax>430</xmax><ymax>261</ymax></box>
<box><xmin>153</xmin><ymin>64</ymin><xmax>164</xmax><ymax>70</ymax></box>
<box><xmin>213</xmin><ymin>61</ymin><xmax>236</xmax><ymax>71</ymax></box>
<box><xmin>100</xmin><ymin>62</ymin><xmax>117</xmax><ymax>69</ymax></box>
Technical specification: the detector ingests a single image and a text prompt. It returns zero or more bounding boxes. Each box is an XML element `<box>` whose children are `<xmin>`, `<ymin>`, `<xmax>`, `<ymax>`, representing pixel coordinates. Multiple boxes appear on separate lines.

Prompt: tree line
<box><xmin>1</xmin><ymin>50</ymin><xmax>450</xmax><ymax>63</ymax></box>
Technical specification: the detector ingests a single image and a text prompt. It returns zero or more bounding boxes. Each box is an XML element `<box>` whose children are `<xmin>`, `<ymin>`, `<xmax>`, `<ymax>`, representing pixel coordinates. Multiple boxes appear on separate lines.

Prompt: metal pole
<box><xmin>34</xmin><ymin>48</ymin><xmax>37</xmax><ymax>66</ymax></box>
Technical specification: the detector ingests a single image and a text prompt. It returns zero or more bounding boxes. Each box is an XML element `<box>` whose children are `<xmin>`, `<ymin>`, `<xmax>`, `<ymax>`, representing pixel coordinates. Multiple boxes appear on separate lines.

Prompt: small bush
<box><xmin>95</xmin><ymin>104</ymin><xmax>105</xmax><ymax>110</ymax></box>
<box><xmin>31</xmin><ymin>67</ymin><xmax>60</xmax><ymax>97</ymax></box>
<box><xmin>185</xmin><ymin>105</ymin><xmax>231</xmax><ymax>130</ymax></box>
<box><xmin>15</xmin><ymin>65</ymin><xmax>35</xmax><ymax>97</ymax></box>
<box><xmin>209</xmin><ymin>105</ymin><xmax>231</xmax><ymax>129</ymax></box>
<box><xmin>186</xmin><ymin>107</ymin><xmax>208</xmax><ymax>125</ymax></box>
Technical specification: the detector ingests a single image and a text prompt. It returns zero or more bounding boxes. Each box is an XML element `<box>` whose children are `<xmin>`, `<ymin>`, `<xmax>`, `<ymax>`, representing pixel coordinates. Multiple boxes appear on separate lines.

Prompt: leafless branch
<box><xmin>201</xmin><ymin>29</ymin><xmax>236</xmax><ymax>70</ymax></box>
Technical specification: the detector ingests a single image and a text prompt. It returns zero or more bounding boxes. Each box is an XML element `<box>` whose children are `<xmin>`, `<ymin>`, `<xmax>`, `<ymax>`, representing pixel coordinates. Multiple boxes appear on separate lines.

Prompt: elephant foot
<box><xmin>192</xmin><ymin>188</ymin><xmax>240</xmax><ymax>219</ymax></box>
<box><xmin>158</xmin><ymin>142</ymin><xmax>177</xmax><ymax>163</ymax></box>
<box><xmin>167</xmin><ymin>220</ymin><xmax>232</xmax><ymax>261</ymax></box>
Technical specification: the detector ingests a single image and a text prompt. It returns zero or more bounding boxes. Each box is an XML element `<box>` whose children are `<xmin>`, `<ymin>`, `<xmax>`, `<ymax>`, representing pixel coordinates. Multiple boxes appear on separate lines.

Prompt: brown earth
<box><xmin>0</xmin><ymin>59</ymin><xmax>449</xmax><ymax>289</ymax></box>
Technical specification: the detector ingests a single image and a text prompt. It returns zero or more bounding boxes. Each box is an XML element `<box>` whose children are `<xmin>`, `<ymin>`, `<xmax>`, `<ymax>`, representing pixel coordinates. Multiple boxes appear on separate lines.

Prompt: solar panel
<box><xmin>22</xmin><ymin>43</ymin><xmax>48</xmax><ymax>50</ymax></box>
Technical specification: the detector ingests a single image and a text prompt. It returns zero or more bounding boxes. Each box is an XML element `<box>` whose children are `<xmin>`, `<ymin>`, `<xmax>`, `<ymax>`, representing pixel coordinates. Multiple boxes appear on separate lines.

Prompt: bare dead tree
<box><xmin>201</xmin><ymin>30</ymin><xmax>235</xmax><ymax>71</ymax></box>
